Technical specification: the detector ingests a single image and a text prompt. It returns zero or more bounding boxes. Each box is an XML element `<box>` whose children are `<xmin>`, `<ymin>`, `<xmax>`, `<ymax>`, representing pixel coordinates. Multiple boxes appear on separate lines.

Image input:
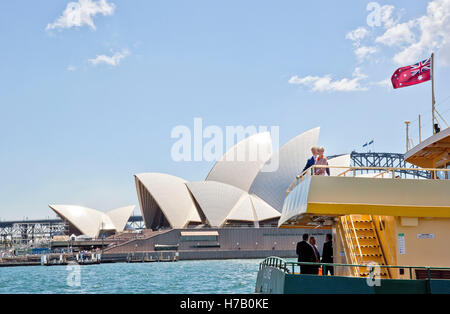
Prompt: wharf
<box><xmin>0</xmin><ymin>251</ymin><xmax>178</xmax><ymax>267</ymax></box>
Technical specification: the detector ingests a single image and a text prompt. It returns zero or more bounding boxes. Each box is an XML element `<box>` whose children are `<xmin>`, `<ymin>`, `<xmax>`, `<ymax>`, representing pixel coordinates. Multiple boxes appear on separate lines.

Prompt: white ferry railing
<box><xmin>286</xmin><ymin>165</ymin><xmax>450</xmax><ymax>196</ymax></box>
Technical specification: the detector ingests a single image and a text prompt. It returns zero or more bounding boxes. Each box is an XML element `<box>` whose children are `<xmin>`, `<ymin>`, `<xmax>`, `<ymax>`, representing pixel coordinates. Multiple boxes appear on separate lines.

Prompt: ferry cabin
<box><xmin>278</xmin><ymin>127</ymin><xmax>450</xmax><ymax>280</ymax></box>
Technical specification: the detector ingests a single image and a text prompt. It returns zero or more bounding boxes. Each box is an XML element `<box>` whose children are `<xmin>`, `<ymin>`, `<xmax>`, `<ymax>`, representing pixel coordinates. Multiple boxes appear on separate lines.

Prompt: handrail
<box><xmin>342</xmin><ymin>218</ymin><xmax>357</xmax><ymax>266</ymax></box>
<box><xmin>373</xmin><ymin>170</ymin><xmax>391</xmax><ymax>178</ymax></box>
<box><xmin>302</xmin><ymin>165</ymin><xmax>450</xmax><ymax>172</ymax></box>
<box><xmin>260</xmin><ymin>256</ymin><xmax>450</xmax><ymax>281</ymax></box>
<box><xmin>348</xmin><ymin>216</ymin><xmax>364</xmax><ymax>265</ymax></box>
<box><xmin>376</xmin><ymin>216</ymin><xmax>395</xmax><ymax>268</ymax></box>
<box><xmin>339</xmin><ymin>217</ymin><xmax>359</xmax><ymax>276</ymax></box>
<box><xmin>286</xmin><ymin>165</ymin><xmax>449</xmax><ymax>196</ymax></box>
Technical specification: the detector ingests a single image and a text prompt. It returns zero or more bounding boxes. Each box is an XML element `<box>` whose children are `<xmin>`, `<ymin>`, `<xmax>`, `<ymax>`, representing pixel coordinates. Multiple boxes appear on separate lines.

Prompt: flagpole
<box><xmin>432</xmin><ymin>52</ymin><xmax>436</xmax><ymax>134</ymax></box>
<box><xmin>419</xmin><ymin>114</ymin><xmax>422</xmax><ymax>143</ymax></box>
<box><xmin>405</xmin><ymin>121</ymin><xmax>410</xmax><ymax>151</ymax></box>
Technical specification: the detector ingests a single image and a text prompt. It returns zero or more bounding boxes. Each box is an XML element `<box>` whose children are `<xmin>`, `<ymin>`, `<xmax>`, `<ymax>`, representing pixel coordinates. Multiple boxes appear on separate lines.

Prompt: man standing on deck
<box><xmin>309</xmin><ymin>237</ymin><xmax>321</xmax><ymax>274</ymax></box>
<box><xmin>322</xmin><ymin>234</ymin><xmax>334</xmax><ymax>275</ymax></box>
<box><xmin>296</xmin><ymin>233</ymin><xmax>316</xmax><ymax>274</ymax></box>
<box><xmin>302</xmin><ymin>147</ymin><xmax>318</xmax><ymax>174</ymax></box>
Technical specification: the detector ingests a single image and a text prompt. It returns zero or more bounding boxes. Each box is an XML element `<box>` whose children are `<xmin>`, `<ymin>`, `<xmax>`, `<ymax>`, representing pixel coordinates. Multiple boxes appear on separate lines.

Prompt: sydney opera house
<box><xmin>50</xmin><ymin>127</ymin><xmax>350</xmax><ymax>259</ymax></box>
<box><xmin>135</xmin><ymin>127</ymin><xmax>349</xmax><ymax>230</ymax></box>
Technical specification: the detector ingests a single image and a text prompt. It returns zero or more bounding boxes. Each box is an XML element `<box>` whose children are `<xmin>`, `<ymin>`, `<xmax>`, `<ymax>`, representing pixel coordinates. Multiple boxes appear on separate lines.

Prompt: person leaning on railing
<box><xmin>302</xmin><ymin>146</ymin><xmax>318</xmax><ymax>175</ymax></box>
<box><xmin>314</xmin><ymin>147</ymin><xmax>330</xmax><ymax>176</ymax></box>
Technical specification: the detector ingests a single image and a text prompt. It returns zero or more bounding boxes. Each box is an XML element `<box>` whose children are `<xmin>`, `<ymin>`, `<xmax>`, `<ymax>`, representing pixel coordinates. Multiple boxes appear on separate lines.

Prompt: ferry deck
<box><xmin>256</xmin><ymin>127</ymin><xmax>450</xmax><ymax>294</ymax></box>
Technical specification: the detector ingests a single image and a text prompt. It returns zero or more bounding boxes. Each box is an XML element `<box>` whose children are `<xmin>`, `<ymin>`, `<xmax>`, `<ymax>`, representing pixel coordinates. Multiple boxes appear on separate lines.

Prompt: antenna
<box><xmin>405</xmin><ymin>121</ymin><xmax>411</xmax><ymax>152</ymax></box>
<box><xmin>418</xmin><ymin>114</ymin><xmax>422</xmax><ymax>143</ymax></box>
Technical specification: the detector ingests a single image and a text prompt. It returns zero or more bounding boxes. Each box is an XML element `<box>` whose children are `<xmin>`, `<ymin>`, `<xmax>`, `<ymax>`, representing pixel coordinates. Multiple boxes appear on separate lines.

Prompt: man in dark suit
<box><xmin>296</xmin><ymin>233</ymin><xmax>317</xmax><ymax>275</ymax></box>
<box><xmin>302</xmin><ymin>147</ymin><xmax>318</xmax><ymax>174</ymax></box>
<box><xmin>321</xmin><ymin>234</ymin><xmax>334</xmax><ymax>275</ymax></box>
<box><xmin>309</xmin><ymin>236</ymin><xmax>321</xmax><ymax>274</ymax></box>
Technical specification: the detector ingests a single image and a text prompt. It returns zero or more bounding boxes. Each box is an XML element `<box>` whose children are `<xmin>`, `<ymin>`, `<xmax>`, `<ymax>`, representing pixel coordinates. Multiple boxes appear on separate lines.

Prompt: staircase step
<box><xmin>357</xmin><ymin>239</ymin><xmax>378</xmax><ymax>247</ymax></box>
<box><xmin>360</xmin><ymin>248</ymin><xmax>383</xmax><ymax>255</ymax></box>
<box><xmin>350</xmin><ymin>215</ymin><xmax>372</xmax><ymax>220</ymax></box>
<box><xmin>361</xmin><ymin>255</ymin><xmax>384</xmax><ymax>262</ymax></box>
<box><xmin>354</xmin><ymin>228</ymin><xmax>374</xmax><ymax>231</ymax></box>
<box><xmin>360</xmin><ymin>254</ymin><xmax>382</xmax><ymax>257</ymax></box>
<box><xmin>353</xmin><ymin>231</ymin><xmax>376</xmax><ymax>238</ymax></box>
<box><xmin>358</xmin><ymin>236</ymin><xmax>376</xmax><ymax>239</ymax></box>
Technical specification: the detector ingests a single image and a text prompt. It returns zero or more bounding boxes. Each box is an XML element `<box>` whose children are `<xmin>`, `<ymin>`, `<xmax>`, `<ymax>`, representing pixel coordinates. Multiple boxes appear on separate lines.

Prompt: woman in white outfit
<box><xmin>314</xmin><ymin>147</ymin><xmax>330</xmax><ymax>176</ymax></box>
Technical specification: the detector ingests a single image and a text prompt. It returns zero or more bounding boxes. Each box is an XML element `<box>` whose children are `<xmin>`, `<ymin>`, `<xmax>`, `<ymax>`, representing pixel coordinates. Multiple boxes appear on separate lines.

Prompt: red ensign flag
<box><xmin>391</xmin><ymin>57</ymin><xmax>431</xmax><ymax>89</ymax></box>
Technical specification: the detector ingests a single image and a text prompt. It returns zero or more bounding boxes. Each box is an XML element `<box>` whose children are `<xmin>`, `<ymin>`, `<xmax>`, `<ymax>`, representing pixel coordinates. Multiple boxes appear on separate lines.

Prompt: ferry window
<box><xmin>447</xmin><ymin>164</ymin><xmax>450</xmax><ymax>180</ymax></box>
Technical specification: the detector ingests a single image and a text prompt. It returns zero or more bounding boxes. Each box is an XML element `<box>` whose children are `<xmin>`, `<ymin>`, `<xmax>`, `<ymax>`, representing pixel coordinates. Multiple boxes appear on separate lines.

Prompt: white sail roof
<box><xmin>250</xmin><ymin>194</ymin><xmax>281</xmax><ymax>221</ymax></box>
<box><xmin>107</xmin><ymin>205</ymin><xmax>136</xmax><ymax>232</ymax></box>
<box><xmin>225</xmin><ymin>194</ymin><xmax>281</xmax><ymax>223</ymax></box>
<box><xmin>249</xmin><ymin>127</ymin><xmax>320</xmax><ymax>212</ymax></box>
<box><xmin>135</xmin><ymin>173</ymin><xmax>201</xmax><ymax>229</ymax></box>
<box><xmin>226</xmin><ymin>195</ymin><xmax>256</xmax><ymax>222</ymax></box>
<box><xmin>49</xmin><ymin>204</ymin><xmax>135</xmax><ymax>238</ymax></box>
<box><xmin>186</xmin><ymin>181</ymin><xmax>281</xmax><ymax>226</ymax></box>
<box><xmin>206</xmin><ymin>132</ymin><xmax>273</xmax><ymax>192</ymax></box>
<box><xmin>186</xmin><ymin>181</ymin><xmax>246</xmax><ymax>227</ymax></box>
<box><xmin>328</xmin><ymin>154</ymin><xmax>351</xmax><ymax>176</ymax></box>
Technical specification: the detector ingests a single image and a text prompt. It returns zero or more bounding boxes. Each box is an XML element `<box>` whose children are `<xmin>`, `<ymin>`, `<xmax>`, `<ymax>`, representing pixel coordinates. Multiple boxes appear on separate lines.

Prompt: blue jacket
<box><xmin>302</xmin><ymin>156</ymin><xmax>315</xmax><ymax>173</ymax></box>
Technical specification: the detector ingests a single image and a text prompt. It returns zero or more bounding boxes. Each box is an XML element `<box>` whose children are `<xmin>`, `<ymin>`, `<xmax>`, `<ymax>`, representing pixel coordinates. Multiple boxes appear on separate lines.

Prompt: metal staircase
<box><xmin>339</xmin><ymin>214</ymin><xmax>389</xmax><ymax>279</ymax></box>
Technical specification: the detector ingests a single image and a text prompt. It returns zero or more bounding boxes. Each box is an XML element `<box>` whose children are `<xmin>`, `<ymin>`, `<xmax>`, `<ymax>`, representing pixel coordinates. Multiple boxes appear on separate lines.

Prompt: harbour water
<box><xmin>0</xmin><ymin>259</ymin><xmax>264</xmax><ymax>294</ymax></box>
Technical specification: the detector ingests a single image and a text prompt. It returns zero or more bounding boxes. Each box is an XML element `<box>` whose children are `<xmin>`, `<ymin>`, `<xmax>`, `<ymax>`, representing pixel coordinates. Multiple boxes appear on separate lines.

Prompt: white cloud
<box><xmin>375</xmin><ymin>21</ymin><xmax>416</xmax><ymax>47</ymax></box>
<box><xmin>88</xmin><ymin>49</ymin><xmax>130</xmax><ymax>66</ymax></box>
<box><xmin>355</xmin><ymin>46</ymin><xmax>378</xmax><ymax>62</ymax></box>
<box><xmin>346</xmin><ymin>28</ymin><xmax>378</xmax><ymax>62</ymax></box>
<box><xmin>67</xmin><ymin>65</ymin><xmax>77</xmax><ymax>71</ymax></box>
<box><xmin>345</xmin><ymin>5</ymin><xmax>400</xmax><ymax>63</ymax></box>
<box><xmin>379</xmin><ymin>5</ymin><xmax>397</xmax><ymax>29</ymax></box>
<box><xmin>46</xmin><ymin>0</ymin><xmax>115</xmax><ymax>30</ymax></box>
<box><xmin>373</xmin><ymin>78</ymin><xmax>392</xmax><ymax>89</ymax></box>
<box><xmin>291</xmin><ymin>1</ymin><xmax>450</xmax><ymax>92</ymax></box>
<box><xmin>346</xmin><ymin>6</ymin><xmax>397</xmax><ymax>46</ymax></box>
<box><xmin>288</xmin><ymin>67</ymin><xmax>368</xmax><ymax>92</ymax></box>
<box><xmin>375</xmin><ymin>0</ymin><xmax>450</xmax><ymax>65</ymax></box>
<box><xmin>346</xmin><ymin>27</ymin><xmax>369</xmax><ymax>47</ymax></box>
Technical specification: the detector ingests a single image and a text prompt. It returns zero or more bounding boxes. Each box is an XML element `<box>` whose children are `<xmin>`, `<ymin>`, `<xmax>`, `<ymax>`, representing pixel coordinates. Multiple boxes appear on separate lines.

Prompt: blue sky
<box><xmin>1</xmin><ymin>0</ymin><xmax>450</xmax><ymax>220</ymax></box>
